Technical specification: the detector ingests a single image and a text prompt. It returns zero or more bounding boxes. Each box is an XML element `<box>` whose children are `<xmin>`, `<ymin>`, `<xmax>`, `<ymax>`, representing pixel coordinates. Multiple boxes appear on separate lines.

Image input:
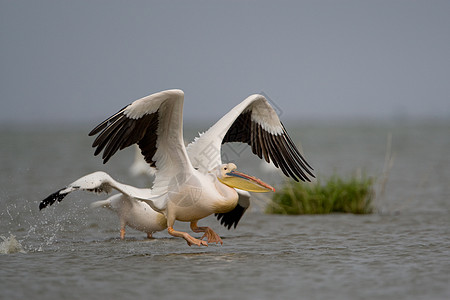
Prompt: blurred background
<box><xmin>1</xmin><ymin>0</ymin><xmax>449</xmax><ymax>126</ymax></box>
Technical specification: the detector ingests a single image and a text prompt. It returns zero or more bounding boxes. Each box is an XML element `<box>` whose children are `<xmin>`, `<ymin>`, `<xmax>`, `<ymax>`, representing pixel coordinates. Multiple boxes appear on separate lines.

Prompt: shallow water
<box><xmin>1</xmin><ymin>120</ymin><xmax>449</xmax><ymax>300</ymax></box>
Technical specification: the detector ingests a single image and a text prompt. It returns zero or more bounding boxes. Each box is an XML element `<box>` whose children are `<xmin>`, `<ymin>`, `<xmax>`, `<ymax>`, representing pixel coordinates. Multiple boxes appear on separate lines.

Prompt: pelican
<box><xmin>40</xmin><ymin>89</ymin><xmax>314</xmax><ymax>246</ymax></box>
<box><xmin>40</xmin><ymin>171</ymin><xmax>167</xmax><ymax>239</ymax></box>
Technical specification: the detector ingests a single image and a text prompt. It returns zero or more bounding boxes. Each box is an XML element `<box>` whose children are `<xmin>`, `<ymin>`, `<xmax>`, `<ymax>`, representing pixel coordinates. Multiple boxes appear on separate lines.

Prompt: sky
<box><xmin>1</xmin><ymin>0</ymin><xmax>449</xmax><ymax>126</ymax></box>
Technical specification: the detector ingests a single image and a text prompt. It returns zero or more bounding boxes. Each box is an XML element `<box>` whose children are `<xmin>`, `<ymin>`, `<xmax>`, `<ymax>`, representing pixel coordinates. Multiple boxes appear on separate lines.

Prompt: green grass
<box><xmin>266</xmin><ymin>175</ymin><xmax>374</xmax><ymax>215</ymax></box>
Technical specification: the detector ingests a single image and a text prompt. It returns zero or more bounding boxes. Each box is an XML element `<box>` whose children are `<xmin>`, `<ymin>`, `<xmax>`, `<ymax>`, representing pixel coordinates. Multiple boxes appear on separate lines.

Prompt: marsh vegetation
<box><xmin>266</xmin><ymin>175</ymin><xmax>374</xmax><ymax>215</ymax></box>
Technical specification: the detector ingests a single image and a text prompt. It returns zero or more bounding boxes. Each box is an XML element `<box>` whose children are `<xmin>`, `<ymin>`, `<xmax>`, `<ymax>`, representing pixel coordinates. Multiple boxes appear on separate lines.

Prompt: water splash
<box><xmin>0</xmin><ymin>234</ymin><xmax>26</xmax><ymax>254</ymax></box>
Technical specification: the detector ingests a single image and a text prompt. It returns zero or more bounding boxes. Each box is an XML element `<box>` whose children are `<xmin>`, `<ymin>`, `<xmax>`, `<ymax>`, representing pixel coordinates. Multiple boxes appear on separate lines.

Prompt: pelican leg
<box><xmin>190</xmin><ymin>221</ymin><xmax>223</xmax><ymax>245</ymax></box>
<box><xmin>119</xmin><ymin>219</ymin><xmax>127</xmax><ymax>240</ymax></box>
<box><xmin>147</xmin><ymin>233</ymin><xmax>153</xmax><ymax>239</ymax></box>
<box><xmin>168</xmin><ymin>227</ymin><xmax>208</xmax><ymax>247</ymax></box>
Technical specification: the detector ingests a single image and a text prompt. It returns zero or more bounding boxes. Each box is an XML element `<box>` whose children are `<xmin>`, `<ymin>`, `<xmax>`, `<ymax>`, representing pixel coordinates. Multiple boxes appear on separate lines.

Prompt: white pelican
<box><xmin>40</xmin><ymin>89</ymin><xmax>313</xmax><ymax>246</ymax></box>
<box><xmin>39</xmin><ymin>171</ymin><xmax>166</xmax><ymax>239</ymax></box>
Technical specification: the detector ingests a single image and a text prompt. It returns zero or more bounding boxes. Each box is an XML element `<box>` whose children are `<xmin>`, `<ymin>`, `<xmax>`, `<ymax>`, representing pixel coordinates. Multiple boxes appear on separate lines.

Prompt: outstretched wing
<box><xmin>39</xmin><ymin>171</ymin><xmax>153</xmax><ymax>210</ymax></box>
<box><xmin>187</xmin><ymin>94</ymin><xmax>314</xmax><ymax>229</ymax></box>
<box><xmin>187</xmin><ymin>94</ymin><xmax>314</xmax><ymax>182</ymax></box>
<box><xmin>89</xmin><ymin>89</ymin><xmax>194</xmax><ymax>196</ymax></box>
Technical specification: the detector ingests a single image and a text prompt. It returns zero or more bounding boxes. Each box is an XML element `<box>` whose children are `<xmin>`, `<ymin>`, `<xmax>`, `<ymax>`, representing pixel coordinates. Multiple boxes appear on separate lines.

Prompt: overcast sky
<box><xmin>1</xmin><ymin>0</ymin><xmax>449</xmax><ymax>126</ymax></box>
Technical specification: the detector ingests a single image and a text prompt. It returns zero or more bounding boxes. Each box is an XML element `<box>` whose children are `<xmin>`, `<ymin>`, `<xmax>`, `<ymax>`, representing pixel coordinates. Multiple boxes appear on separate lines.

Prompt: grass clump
<box><xmin>266</xmin><ymin>175</ymin><xmax>374</xmax><ymax>215</ymax></box>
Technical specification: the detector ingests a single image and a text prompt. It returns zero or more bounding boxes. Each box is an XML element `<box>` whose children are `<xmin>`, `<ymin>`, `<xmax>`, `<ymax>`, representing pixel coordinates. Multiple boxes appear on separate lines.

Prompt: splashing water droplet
<box><xmin>0</xmin><ymin>234</ymin><xmax>26</xmax><ymax>254</ymax></box>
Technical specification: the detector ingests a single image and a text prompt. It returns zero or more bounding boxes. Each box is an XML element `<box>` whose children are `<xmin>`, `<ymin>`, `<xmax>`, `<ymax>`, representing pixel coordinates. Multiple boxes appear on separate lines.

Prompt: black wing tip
<box><xmin>89</xmin><ymin>108</ymin><xmax>159</xmax><ymax>165</ymax></box>
<box><xmin>215</xmin><ymin>213</ymin><xmax>234</xmax><ymax>230</ymax></box>
<box><xmin>296</xmin><ymin>169</ymin><xmax>316</xmax><ymax>182</ymax></box>
<box><xmin>39</xmin><ymin>189</ymin><xmax>68</xmax><ymax>210</ymax></box>
<box><xmin>215</xmin><ymin>204</ymin><xmax>247</xmax><ymax>230</ymax></box>
<box><xmin>101</xmin><ymin>155</ymin><xmax>111</xmax><ymax>164</ymax></box>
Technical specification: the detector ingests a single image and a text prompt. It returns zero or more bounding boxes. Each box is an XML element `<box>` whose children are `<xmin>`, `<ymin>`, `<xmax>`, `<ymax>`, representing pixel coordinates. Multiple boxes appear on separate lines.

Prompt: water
<box><xmin>1</xmin><ymin>120</ymin><xmax>449</xmax><ymax>300</ymax></box>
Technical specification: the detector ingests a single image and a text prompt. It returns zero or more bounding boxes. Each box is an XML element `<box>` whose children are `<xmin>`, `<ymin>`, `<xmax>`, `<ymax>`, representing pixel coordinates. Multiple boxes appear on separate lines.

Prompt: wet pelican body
<box><xmin>91</xmin><ymin>193</ymin><xmax>167</xmax><ymax>239</ymax></box>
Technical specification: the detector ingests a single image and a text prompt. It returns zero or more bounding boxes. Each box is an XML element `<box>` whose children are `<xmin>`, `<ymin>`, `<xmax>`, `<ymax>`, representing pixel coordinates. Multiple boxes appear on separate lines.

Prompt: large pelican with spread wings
<box><xmin>40</xmin><ymin>89</ymin><xmax>313</xmax><ymax>246</ymax></box>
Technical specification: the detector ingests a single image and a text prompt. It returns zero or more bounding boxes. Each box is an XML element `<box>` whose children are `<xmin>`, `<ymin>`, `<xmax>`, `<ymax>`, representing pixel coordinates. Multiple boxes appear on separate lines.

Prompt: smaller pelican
<box><xmin>40</xmin><ymin>172</ymin><xmax>167</xmax><ymax>239</ymax></box>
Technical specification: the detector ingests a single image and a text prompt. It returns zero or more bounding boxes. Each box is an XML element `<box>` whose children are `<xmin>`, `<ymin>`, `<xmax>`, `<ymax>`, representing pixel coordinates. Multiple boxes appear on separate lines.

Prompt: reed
<box><xmin>266</xmin><ymin>175</ymin><xmax>374</xmax><ymax>215</ymax></box>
